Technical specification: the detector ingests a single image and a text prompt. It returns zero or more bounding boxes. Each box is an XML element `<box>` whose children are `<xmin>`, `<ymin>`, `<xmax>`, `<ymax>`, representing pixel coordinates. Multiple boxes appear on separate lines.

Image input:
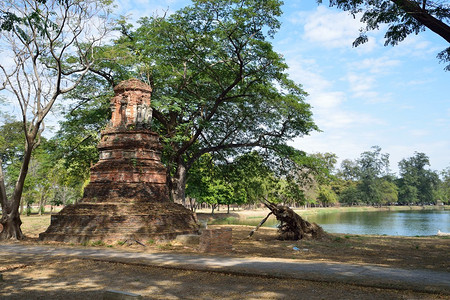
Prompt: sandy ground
<box><xmin>1</xmin><ymin>255</ymin><xmax>448</xmax><ymax>299</ymax></box>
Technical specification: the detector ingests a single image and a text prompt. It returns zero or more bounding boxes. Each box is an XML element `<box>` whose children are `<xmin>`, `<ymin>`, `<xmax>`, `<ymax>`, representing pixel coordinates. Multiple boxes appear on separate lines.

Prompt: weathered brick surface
<box><xmin>40</xmin><ymin>79</ymin><xmax>199</xmax><ymax>243</ymax></box>
<box><xmin>82</xmin><ymin>182</ymin><xmax>168</xmax><ymax>203</ymax></box>
<box><xmin>109</xmin><ymin>78</ymin><xmax>152</xmax><ymax>129</ymax></box>
<box><xmin>199</xmin><ymin>228</ymin><xmax>232</xmax><ymax>253</ymax></box>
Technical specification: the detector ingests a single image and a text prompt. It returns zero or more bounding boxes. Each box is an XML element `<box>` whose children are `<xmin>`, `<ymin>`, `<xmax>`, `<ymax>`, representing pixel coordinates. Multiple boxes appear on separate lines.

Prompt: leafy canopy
<box><xmin>319</xmin><ymin>0</ymin><xmax>450</xmax><ymax>70</ymax></box>
<box><xmin>69</xmin><ymin>0</ymin><xmax>318</xmax><ymax>204</ymax></box>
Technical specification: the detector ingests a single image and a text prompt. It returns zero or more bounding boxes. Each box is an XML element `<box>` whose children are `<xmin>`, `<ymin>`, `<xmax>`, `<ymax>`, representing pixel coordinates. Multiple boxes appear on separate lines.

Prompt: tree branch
<box><xmin>391</xmin><ymin>0</ymin><xmax>450</xmax><ymax>43</ymax></box>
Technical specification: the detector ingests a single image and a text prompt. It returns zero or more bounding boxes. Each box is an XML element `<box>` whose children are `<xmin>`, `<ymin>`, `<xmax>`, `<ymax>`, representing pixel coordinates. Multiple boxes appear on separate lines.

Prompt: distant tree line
<box><xmin>184</xmin><ymin>146</ymin><xmax>449</xmax><ymax>212</ymax></box>
<box><xmin>334</xmin><ymin>146</ymin><xmax>447</xmax><ymax>207</ymax></box>
<box><xmin>1</xmin><ymin>112</ymin><xmax>448</xmax><ymax>215</ymax></box>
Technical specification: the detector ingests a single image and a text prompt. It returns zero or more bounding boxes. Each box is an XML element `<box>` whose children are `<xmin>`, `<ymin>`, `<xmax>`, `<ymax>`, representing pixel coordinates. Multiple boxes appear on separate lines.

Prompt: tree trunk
<box><xmin>392</xmin><ymin>0</ymin><xmax>450</xmax><ymax>43</ymax></box>
<box><xmin>0</xmin><ymin>141</ymin><xmax>34</xmax><ymax>240</ymax></box>
<box><xmin>248</xmin><ymin>212</ymin><xmax>272</xmax><ymax>238</ymax></box>
<box><xmin>0</xmin><ymin>159</ymin><xmax>7</xmax><ymax>213</ymax></box>
<box><xmin>188</xmin><ymin>197</ymin><xmax>197</xmax><ymax>212</ymax></box>
<box><xmin>0</xmin><ymin>211</ymin><xmax>24</xmax><ymax>240</ymax></box>
<box><xmin>169</xmin><ymin>161</ymin><xmax>187</xmax><ymax>205</ymax></box>
<box><xmin>263</xmin><ymin>201</ymin><xmax>325</xmax><ymax>240</ymax></box>
<box><xmin>38</xmin><ymin>190</ymin><xmax>46</xmax><ymax>215</ymax></box>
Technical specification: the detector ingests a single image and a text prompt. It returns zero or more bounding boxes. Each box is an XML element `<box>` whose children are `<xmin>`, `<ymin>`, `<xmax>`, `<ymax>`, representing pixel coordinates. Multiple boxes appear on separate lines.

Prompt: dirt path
<box><xmin>1</xmin><ymin>243</ymin><xmax>449</xmax><ymax>293</ymax></box>
<box><xmin>1</xmin><ymin>253</ymin><xmax>448</xmax><ymax>300</ymax></box>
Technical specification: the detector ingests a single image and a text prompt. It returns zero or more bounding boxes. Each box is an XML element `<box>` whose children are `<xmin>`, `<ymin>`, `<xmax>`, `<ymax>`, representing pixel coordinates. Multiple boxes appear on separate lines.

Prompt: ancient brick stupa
<box><xmin>40</xmin><ymin>79</ymin><xmax>199</xmax><ymax>243</ymax></box>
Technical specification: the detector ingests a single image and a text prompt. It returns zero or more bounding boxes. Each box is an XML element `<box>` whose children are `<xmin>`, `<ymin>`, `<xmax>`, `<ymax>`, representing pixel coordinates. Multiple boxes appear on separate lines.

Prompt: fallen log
<box><xmin>256</xmin><ymin>200</ymin><xmax>325</xmax><ymax>240</ymax></box>
<box><xmin>248</xmin><ymin>211</ymin><xmax>273</xmax><ymax>238</ymax></box>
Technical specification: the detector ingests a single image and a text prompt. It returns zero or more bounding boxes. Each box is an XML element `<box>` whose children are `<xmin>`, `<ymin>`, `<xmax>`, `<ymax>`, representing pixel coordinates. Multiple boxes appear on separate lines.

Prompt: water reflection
<box><xmin>304</xmin><ymin>210</ymin><xmax>450</xmax><ymax>236</ymax></box>
<box><xmin>211</xmin><ymin>209</ymin><xmax>450</xmax><ymax>236</ymax></box>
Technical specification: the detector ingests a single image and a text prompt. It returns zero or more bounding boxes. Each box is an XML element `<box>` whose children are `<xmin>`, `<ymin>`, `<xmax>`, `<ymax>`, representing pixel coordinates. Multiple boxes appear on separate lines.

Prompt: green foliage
<box><xmin>52</xmin><ymin>78</ymin><xmax>112</xmax><ymax>186</ymax></box>
<box><xmin>397</xmin><ymin>152</ymin><xmax>440</xmax><ymax>205</ymax></box>
<box><xmin>320</xmin><ymin>0</ymin><xmax>450</xmax><ymax>70</ymax></box>
<box><xmin>186</xmin><ymin>150</ymin><xmax>333</xmax><ymax>208</ymax></box>
<box><xmin>79</xmin><ymin>0</ymin><xmax>318</xmax><ymax>203</ymax></box>
<box><xmin>0</xmin><ymin>117</ymin><xmax>83</xmax><ymax>208</ymax></box>
<box><xmin>317</xmin><ymin>185</ymin><xmax>338</xmax><ymax>206</ymax></box>
<box><xmin>437</xmin><ymin>167</ymin><xmax>450</xmax><ymax>204</ymax></box>
<box><xmin>337</xmin><ymin>159</ymin><xmax>359</xmax><ymax>181</ymax></box>
<box><xmin>0</xmin><ymin>119</ymin><xmax>25</xmax><ymax>167</ymax></box>
<box><xmin>90</xmin><ymin>240</ymin><xmax>106</xmax><ymax>247</ymax></box>
<box><xmin>339</xmin><ymin>184</ymin><xmax>361</xmax><ymax>206</ymax></box>
<box><xmin>334</xmin><ymin>148</ymin><xmax>445</xmax><ymax>207</ymax></box>
<box><xmin>378</xmin><ymin>179</ymin><xmax>399</xmax><ymax>205</ymax></box>
<box><xmin>355</xmin><ymin>146</ymin><xmax>391</xmax><ymax>205</ymax></box>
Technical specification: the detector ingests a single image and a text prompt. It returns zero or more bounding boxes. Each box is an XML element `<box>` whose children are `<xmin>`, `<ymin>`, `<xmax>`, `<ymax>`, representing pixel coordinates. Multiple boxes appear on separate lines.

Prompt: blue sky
<box><xmin>114</xmin><ymin>0</ymin><xmax>449</xmax><ymax>174</ymax></box>
<box><xmin>2</xmin><ymin>0</ymin><xmax>447</xmax><ymax>174</ymax></box>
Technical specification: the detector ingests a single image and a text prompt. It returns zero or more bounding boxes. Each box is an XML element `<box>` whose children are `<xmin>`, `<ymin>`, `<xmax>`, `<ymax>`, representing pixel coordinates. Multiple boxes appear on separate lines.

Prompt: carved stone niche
<box><xmin>40</xmin><ymin>79</ymin><xmax>199</xmax><ymax>243</ymax></box>
<box><xmin>109</xmin><ymin>79</ymin><xmax>153</xmax><ymax>130</ymax></box>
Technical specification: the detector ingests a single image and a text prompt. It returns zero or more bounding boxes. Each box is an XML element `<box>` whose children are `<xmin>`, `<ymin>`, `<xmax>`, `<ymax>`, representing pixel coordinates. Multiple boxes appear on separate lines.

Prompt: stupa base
<box><xmin>39</xmin><ymin>201</ymin><xmax>199</xmax><ymax>243</ymax></box>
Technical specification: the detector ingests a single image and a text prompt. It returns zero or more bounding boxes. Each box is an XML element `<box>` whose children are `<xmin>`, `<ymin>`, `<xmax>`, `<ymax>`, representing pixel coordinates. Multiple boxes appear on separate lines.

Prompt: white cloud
<box><xmin>286</xmin><ymin>57</ymin><xmax>333</xmax><ymax>92</ymax></box>
<box><xmin>346</xmin><ymin>73</ymin><xmax>376</xmax><ymax>98</ymax></box>
<box><xmin>350</xmin><ymin>57</ymin><xmax>401</xmax><ymax>74</ymax></box>
<box><xmin>311</xmin><ymin>91</ymin><xmax>344</xmax><ymax>109</ymax></box>
<box><xmin>293</xmin><ymin>6</ymin><xmax>379</xmax><ymax>51</ymax></box>
<box><xmin>388</xmin><ymin>140</ymin><xmax>450</xmax><ymax>173</ymax></box>
<box><xmin>284</xmin><ymin>53</ymin><xmax>385</xmax><ymax>137</ymax></box>
<box><xmin>403</xmin><ymin>79</ymin><xmax>433</xmax><ymax>86</ymax></box>
<box><xmin>280</xmin><ymin>3</ymin><xmax>448</xmax><ymax>173</ymax></box>
<box><xmin>409</xmin><ymin>129</ymin><xmax>430</xmax><ymax>137</ymax></box>
<box><xmin>343</xmin><ymin>56</ymin><xmax>401</xmax><ymax>103</ymax></box>
<box><xmin>113</xmin><ymin>0</ymin><xmax>184</xmax><ymax>23</ymax></box>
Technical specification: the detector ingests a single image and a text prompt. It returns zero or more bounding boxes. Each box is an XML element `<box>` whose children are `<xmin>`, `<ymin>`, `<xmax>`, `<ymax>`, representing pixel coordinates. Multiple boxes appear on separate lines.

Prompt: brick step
<box><xmin>58</xmin><ymin>203</ymin><xmax>195</xmax><ymax>215</ymax></box>
<box><xmin>39</xmin><ymin>230</ymin><xmax>195</xmax><ymax>243</ymax></box>
<box><xmin>42</xmin><ymin>212</ymin><xmax>198</xmax><ymax>238</ymax></box>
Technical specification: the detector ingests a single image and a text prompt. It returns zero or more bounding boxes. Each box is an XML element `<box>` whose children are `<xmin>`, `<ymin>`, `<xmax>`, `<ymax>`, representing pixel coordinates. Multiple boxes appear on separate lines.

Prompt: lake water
<box><xmin>305</xmin><ymin>209</ymin><xmax>450</xmax><ymax>236</ymax></box>
<box><xmin>212</xmin><ymin>209</ymin><xmax>450</xmax><ymax>236</ymax></box>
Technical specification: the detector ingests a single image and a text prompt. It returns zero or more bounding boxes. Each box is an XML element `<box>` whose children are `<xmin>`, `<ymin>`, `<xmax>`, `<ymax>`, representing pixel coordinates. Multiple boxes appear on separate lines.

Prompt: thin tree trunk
<box><xmin>0</xmin><ymin>159</ymin><xmax>7</xmax><ymax>213</ymax></box>
<box><xmin>392</xmin><ymin>0</ymin><xmax>450</xmax><ymax>43</ymax></box>
<box><xmin>38</xmin><ymin>192</ymin><xmax>45</xmax><ymax>215</ymax></box>
<box><xmin>169</xmin><ymin>161</ymin><xmax>187</xmax><ymax>205</ymax></box>
<box><xmin>248</xmin><ymin>212</ymin><xmax>272</xmax><ymax>238</ymax></box>
<box><xmin>0</xmin><ymin>142</ymin><xmax>34</xmax><ymax>239</ymax></box>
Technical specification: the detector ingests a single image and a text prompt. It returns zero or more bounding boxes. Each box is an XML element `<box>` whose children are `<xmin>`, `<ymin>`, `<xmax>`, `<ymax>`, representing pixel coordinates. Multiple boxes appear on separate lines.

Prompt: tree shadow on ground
<box><xmin>0</xmin><ymin>253</ymin><xmax>443</xmax><ymax>300</ymax></box>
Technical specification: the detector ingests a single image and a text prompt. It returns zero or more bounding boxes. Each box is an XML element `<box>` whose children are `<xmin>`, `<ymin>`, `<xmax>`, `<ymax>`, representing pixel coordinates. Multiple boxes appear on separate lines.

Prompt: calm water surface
<box><xmin>305</xmin><ymin>209</ymin><xmax>450</xmax><ymax>236</ymax></box>
<box><xmin>212</xmin><ymin>209</ymin><xmax>450</xmax><ymax>236</ymax></box>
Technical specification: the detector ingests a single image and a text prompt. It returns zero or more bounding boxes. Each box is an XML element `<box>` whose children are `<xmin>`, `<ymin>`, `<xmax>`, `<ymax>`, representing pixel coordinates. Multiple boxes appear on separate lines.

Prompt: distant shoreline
<box><xmin>196</xmin><ymin>204</ymin><xmax>449</xmax><ymax>220</ymax></box>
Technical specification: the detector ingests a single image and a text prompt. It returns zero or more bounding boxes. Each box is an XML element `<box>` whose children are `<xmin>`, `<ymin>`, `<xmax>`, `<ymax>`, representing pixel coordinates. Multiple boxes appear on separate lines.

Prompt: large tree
<box><xmin>321</xmin><ymin>0</ymin><xmax>450</xmax><ymax>69</ymax></box>
<box><xmin>397</xmin><ymin>152</ymin><xmax>439</xmax><ymax>204</ymax></box>
<box><xmin>77</xmin><ymin>0</ymin><xmax>317</xmax><ymax>204</ymax></box>
<box><xmin>0</xmin><ymin>0</ymin><xmax>112</xmax><ymax>239</ymax></box>
<box><xmin>356</xmin><ymin>146</ymin><xmax>392</xmax><ymax>205</ymax></box>
<box><xmin>437</xmin><ymin>167</ymin><xmax>450</xmax><ymax>204</ymax></box>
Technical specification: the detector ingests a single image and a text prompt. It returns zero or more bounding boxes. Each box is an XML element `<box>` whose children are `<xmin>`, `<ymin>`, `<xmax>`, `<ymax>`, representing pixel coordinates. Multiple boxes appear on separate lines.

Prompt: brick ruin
<box><xmin>199</xmin><ymin>228</ymin><xmax>233</xmax><ymax>253</ymax></box>
<box><xmin>40</xmin><ymin>79</ymin><xmax>199</xmax><ymax>243</ymax></box>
